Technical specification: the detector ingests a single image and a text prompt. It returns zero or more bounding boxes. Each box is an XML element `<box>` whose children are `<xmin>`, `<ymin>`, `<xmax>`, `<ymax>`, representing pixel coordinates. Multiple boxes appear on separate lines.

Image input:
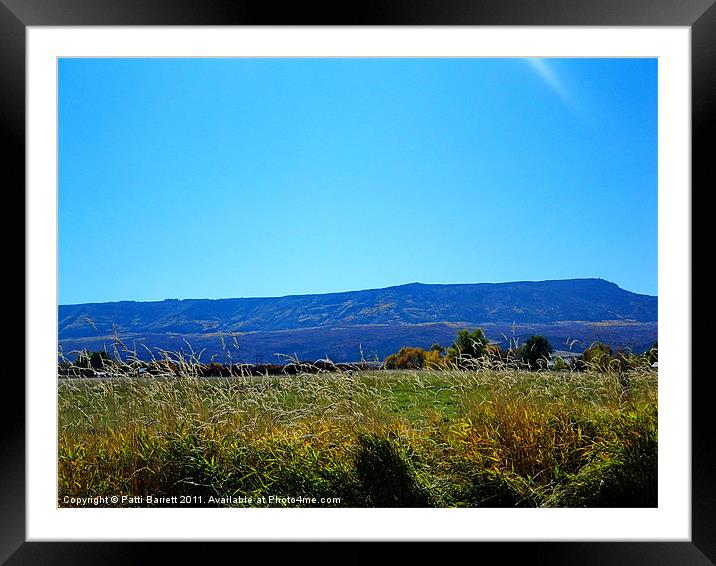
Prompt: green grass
<box><xmin>58</xmin><ymin>367</ymin><xmax>657</xmax><ymax>507</ymax></box>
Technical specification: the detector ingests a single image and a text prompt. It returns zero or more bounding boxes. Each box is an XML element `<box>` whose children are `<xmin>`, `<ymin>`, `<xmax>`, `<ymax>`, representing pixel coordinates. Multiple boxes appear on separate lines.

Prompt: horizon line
<box><xmin>59</xmin><ymin>277</ymin><xmax>657</xmax><ymax>307</ymax></box>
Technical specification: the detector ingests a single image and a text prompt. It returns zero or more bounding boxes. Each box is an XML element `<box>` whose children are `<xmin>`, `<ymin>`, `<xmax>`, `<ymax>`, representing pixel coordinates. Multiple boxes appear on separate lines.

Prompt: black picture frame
<box><xmin>5</xmin><ymin>0</ymin><xmax>710</xmax><ymax>563</ymax></box>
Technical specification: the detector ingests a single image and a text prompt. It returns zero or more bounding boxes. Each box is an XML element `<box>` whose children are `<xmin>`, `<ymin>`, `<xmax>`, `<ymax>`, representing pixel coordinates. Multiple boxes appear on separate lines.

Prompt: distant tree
<box><xmin>204</xmin><ymin>362</ymin><xmax>226</xmax><ymax>376</ymax></box>
<box><xmin>446</xmin><ymin>329</ymin><xmax>490</xmax><ymax>367</ymax></box>
<box><xmin>430</xmin><ymin>343</ymin><xmax>445</xmax><ymax>354</ymax></box>
<box><xmin>493</xmin><ymin>344</ymin><xmax>520</xmax><ymax>365</ymax></box>
<box><xmin>552</xmin><ymin>356</ymin><xmax>568</xmax><ymax>371</ymax></box>
<box><xmin>521</xmin><ymin>335</ymin><xmax>554</xmax><ymax>370</ymax></box>
<box><xmin>57</xmin><ymin>360</ymin><xmax>73</xmax><ymax>376</ymax></box>
<box><xmin>384</xmin><ymin>347</ymin><xmax>426</xmax><ymax>370</ymax></box>
<box><xmin>90</xmin><ymin>351</ymin><xmax>111</xmax><ymax>369</ymax></box>
<box><xmin>613</xmin><ymin>348</ymin><xmax>644</xmax><ymax>372</ymax></box>
<box><xmin>73</xmin><ymin>350</ymin><xmax>90</xmax><ymax>368</ymax></box>
<box><xmin>148</xmin><ymin>359</ymin><xmax>178</xmax><ymax>374</ymax></box>
<box><xmin>74</xmin><ymin>350</ymin><xmax>110</xmax><ymax>370</ymax></box>
<box><xmin>384</xmin><ymin>353</ymin><xmax>399</xmax><ymax>369</ymax></box>
<box><xmin>483</xmin><ymin>343</ymin><xmax>505</xmax><ymax>365</ymax></box>
<box><xmin>581</xmin><ymin>342</ymin><xmax>614</xmax><ymax>371</ymax></box>
<box><xmin>644</xmin><ymin>342</ymin><xmax>658</xmax><ymax>364</ymax></box>
<box><xmin>423</xmin><ymin>349</ymin><xmax>443</xmax><ymax>368</ymax></box>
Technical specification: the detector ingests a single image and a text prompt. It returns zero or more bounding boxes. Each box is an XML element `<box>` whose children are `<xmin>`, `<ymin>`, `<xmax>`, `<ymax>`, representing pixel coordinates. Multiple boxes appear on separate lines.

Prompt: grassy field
<box><xmin>58</xmin><ymin>366</ymin><xmax>657</xmax><ymax>507</ymax></box>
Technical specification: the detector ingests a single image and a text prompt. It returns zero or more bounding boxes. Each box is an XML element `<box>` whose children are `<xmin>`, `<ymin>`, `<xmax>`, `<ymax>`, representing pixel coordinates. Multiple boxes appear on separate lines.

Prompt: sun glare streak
<box><xmin>526</xmin><ymin>58</ymin><xmax>590</xmax><ymax>125</ymax></box>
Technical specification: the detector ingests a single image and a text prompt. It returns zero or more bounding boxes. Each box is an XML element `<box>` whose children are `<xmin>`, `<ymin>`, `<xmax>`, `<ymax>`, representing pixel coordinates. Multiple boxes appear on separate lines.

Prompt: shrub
<box><xmin>546</xmin><ymin>409</ymin><xmax>657</xmax><ymax>507</ymax></box>
<box><xmin>451</xmin><ymin>468</ymin><xmax>533</xmax><ymax>508</ymax></box>
<box><xmin>354</xmin><ymin>433</ymin><xmax>432</xmax><ymax>507</ymax></box>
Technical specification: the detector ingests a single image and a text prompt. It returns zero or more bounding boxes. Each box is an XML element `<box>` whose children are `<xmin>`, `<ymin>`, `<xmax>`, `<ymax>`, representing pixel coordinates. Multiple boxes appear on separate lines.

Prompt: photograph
<box><xmin>5</xmin><ymin>4</ymin><xmax>707</xmax><ymax>559</ymax></box>
<box><xmin>57</xmin><ymin>56</ymin><xmax>659</xmax><ymax>510</ymax></box>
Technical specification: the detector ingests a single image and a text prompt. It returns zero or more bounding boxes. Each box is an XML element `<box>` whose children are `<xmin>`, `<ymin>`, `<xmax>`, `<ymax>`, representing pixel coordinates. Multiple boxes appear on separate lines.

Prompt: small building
<box><xmin>547</xmin><ymin>350</ymin><xmax>582</xmax><ymax>368</ymax></box>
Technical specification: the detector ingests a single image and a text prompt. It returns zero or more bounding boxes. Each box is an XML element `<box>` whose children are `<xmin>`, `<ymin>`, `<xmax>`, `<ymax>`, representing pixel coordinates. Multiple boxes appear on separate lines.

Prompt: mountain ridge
<box><xmin>59</xmin><ymin>278</ymin><xmax>657</xmax><ymax>342</ymax></box>
<box><xmin>60</xmin><ymin>277</ymin><xmax>654</xmax><ymax>306</ymax></box>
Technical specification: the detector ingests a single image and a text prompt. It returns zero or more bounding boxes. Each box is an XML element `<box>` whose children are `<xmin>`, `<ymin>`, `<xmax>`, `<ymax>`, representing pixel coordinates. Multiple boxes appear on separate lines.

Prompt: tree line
<box><xmin>383</xmin><ymin>328</ymin><xmax>658</xmax><ymax>372</ymax></box>
<box><xmin>58</xmin><ymin>330</ymin><xmax>658</xmax><ymax>377</ymax></box>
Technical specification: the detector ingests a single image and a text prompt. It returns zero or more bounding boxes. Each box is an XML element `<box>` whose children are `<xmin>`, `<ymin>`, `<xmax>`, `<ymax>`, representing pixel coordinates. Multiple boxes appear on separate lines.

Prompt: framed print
<box><xmin>5</xmin><ymin>0</ymin><xmax>712</xmax><ymax>563</ymax></box>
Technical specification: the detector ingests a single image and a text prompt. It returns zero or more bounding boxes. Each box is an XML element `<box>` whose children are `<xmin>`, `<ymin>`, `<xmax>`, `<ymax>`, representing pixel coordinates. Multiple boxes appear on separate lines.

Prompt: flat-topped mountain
<box><xmin>59</xmin><ymin>278</ymin><xmax>656</xmax><ymax>340</ymax></box>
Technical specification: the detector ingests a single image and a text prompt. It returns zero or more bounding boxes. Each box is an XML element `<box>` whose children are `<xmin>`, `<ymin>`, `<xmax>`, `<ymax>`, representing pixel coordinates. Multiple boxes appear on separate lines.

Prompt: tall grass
<box><xmin>58</xmin><ymin>362</ymin><xmax>657</xmax><ymax>507</ymax></box>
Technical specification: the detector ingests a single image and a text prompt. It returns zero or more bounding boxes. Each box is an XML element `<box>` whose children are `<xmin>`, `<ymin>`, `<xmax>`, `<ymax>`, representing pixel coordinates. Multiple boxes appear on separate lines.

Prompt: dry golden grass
<box><xmin>58</xmin><ymin>359</ymin><xmax>657</xmax><ymax>508</ymax></box>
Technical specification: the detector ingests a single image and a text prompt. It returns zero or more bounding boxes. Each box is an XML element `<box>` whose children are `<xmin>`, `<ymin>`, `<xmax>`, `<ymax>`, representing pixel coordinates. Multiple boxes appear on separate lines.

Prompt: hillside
<box><xmin>58</xmin><ymin>279</ymin><xmax>657</xmax><ymax>362</ymax></box>
<box><xmin>59</xmin><ymin>278</ymin><xmax>656</xmax><ymax>338</ymax></box>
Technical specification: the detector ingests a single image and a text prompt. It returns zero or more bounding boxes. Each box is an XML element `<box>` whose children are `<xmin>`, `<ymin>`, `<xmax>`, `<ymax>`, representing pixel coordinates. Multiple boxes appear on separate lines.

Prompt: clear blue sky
<box><xmin>59</xmin><ymin>58</ymin><xmax>657</xmax><ymax>304</ymax></box>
